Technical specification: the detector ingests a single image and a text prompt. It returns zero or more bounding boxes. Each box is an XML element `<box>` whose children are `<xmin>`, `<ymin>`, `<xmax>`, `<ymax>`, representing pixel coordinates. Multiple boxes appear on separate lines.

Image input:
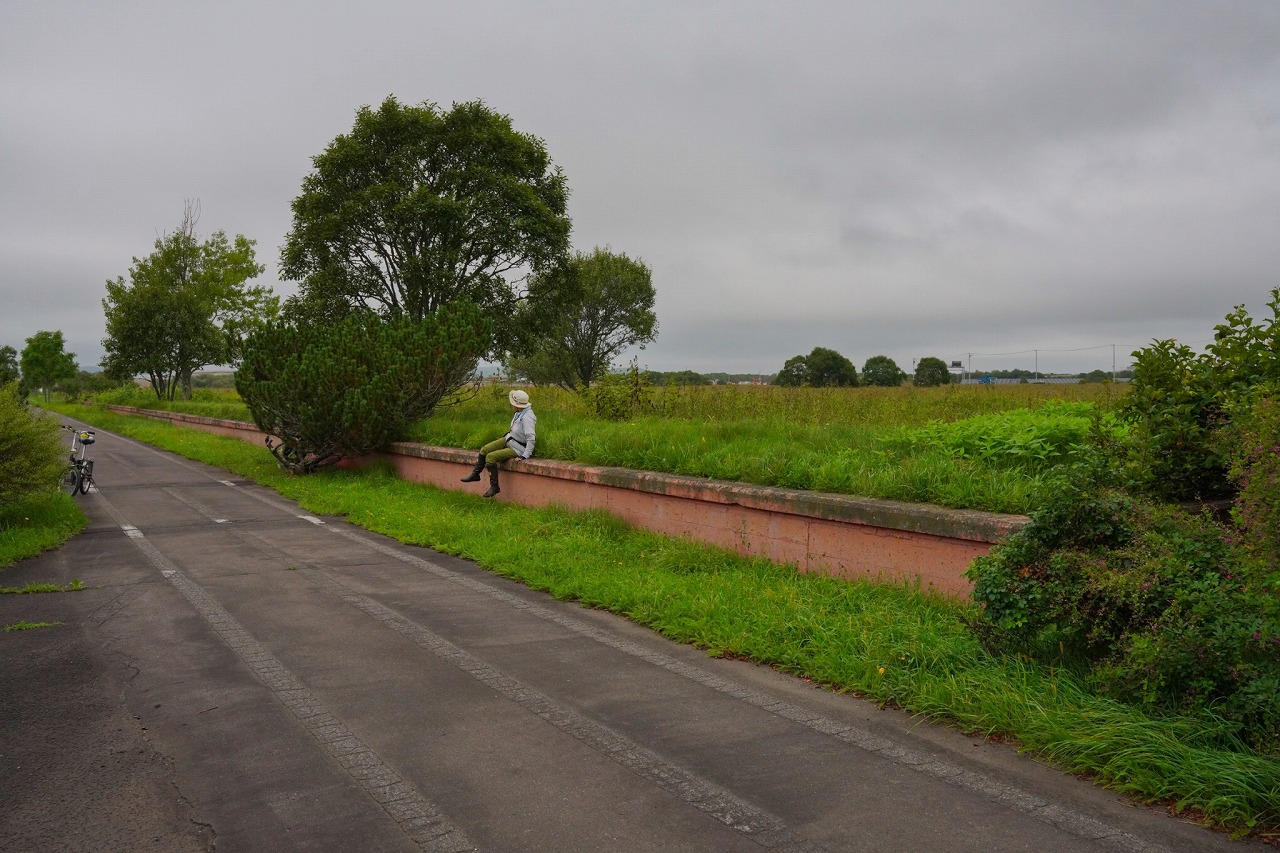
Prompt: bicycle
<box><xmin>61</xmin><ymin>425</ymin><xmax>96</xmax><ymax>496</ymax></box>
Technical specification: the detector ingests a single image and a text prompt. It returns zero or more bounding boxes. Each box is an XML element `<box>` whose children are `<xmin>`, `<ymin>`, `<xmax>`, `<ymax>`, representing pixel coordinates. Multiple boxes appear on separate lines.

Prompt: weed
<box><xmin>4</xmin><ymin>620</ymin><xmax>62</xmax><ymax>632</ymax></box>
<box><xmin>0</xmin><ymin>579</ymin><xmax>85</xmax><ymax>594</ymax></box>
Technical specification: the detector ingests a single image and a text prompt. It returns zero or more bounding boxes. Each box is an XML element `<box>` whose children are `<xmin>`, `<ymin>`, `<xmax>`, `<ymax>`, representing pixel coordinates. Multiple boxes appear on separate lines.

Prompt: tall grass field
<box><xmin>93</xmin><ymin>382</ymin><xmax>1127</xmax><ymax>514</ymax></box>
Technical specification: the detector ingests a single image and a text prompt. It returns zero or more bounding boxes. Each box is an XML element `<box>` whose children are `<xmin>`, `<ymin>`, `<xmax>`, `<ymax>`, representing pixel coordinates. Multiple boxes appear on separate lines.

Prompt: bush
<box><xmin>966</xmin><ymin>292</ymin><xmax>1280</xmax><ymax>754</ymax></box>
<box><xmin>1111</xmin><ymin>287</ymin><xmax>1280</xmax><ymax>502</ymax></box>
<box><xmin>967</xmin><ymin>474</ymin><xmax>1280</xmax><ymax>753</ymax></box>
<box><xmin>236</xmin><ymin>306</ymin><xmax>489</xmax><ymax>473</ymax></box>
<box><xmin>1112</xmin><ymin>339</ymin><xmax>1224</xmax><ymax>500</ymax></box>
<box><xmin>0</xmin><ymin>382</ymin><xmax>66</xmax><ymax>509</ymax></box>
<box><xmin>1224</xmin><ymin>395</ymin><xmax>1280</xmax><ymax>579</ymax></box>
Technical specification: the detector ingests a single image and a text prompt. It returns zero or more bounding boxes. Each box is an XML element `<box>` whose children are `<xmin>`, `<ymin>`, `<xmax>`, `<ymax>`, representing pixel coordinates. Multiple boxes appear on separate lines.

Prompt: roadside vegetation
<box><xmin>44</xmin><ymin>400</ymin><xmax>1280</xmax><ymax>835</ymax></box>
<box><xmin>0</xmin><ymin>492</ymin><xmax>86</xmax><ymax>570</ymax></box>
<box><xmin>0</xmin><ymin>382</ymin><xmax>87</xmax><ymax>568</ymax></box>
<box><xmin>967</xmin><ymin>290</ymin><xmax>1280</xmax><ymax>768</ymax></box>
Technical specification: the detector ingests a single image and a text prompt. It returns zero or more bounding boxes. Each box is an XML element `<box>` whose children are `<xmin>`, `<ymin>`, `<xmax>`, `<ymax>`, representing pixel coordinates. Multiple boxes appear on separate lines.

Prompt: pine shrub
<box><xmin>236</xmin><ymin>306</ymin><xmax>488</xmax><ymax>474</ymax></box>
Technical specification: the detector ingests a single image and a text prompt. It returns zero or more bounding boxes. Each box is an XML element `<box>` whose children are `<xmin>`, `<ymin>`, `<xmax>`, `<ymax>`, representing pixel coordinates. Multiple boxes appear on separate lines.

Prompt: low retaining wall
<box><xmin>105</xmin><ymin>405</ymin><xmax>1027</xmax><ymax>595</ymax></box>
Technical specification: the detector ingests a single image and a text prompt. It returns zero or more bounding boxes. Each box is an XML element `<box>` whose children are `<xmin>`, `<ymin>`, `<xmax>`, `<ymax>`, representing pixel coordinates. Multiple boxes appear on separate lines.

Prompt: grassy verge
<box><xmin>51</xmin><ymin>401</ymin><xmax>1279</xmax><ymax>835</ymax></box>
<box><xmin>0</xmin><ymin>491</ymin><xmax>88</xmax><ymax>570</ymax></box>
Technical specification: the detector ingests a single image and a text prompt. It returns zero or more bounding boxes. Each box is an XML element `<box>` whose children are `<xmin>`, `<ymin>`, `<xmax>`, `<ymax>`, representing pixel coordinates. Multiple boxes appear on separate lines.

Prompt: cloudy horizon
<box><xmin>4</xmin><ymin>1</ymin><xmax>1279</xmax><ymax>379</ymax></box>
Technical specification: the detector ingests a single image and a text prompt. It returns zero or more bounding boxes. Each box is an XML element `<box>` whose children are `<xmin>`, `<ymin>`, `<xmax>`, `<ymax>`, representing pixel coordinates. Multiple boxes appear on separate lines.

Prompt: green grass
<box><xmin>91</xmin><ymin>383</ymin><xmax>1126</xmax><ymax>514</ymax></box>
<box><xmin>48</xmin><ymin>401</ymin><xmax>1280</xmax><ymax>835</ymax></box>
<box><xmin>0</xmin><ymin>491</ymin><xmax>88</xmax><ymax>570</ymax></box>
<box><xmin>91</xmin><ymin>386</ymin><xmax>254</xmax><ymax>421</ymax></box>
<box><xmin>4</xmin><ymin>620</ymin><xmax>63</xmax><ymax>632</ymax></box>
<box><xmin>0</xmin><ymin>579</ymin><xmax>84</xmax><ymax>594</ymax></box>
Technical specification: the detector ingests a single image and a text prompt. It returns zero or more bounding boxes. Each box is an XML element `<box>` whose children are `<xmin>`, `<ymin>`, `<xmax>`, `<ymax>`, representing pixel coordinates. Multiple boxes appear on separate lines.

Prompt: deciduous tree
<box><xmin>0</xmin><ymin>345</ymin><xmax>18</xmax><ymax>385</ymax></box>
<box><xmin>507</xmin><ymin>248</ymin><xmax>657</xmax><ymax>390</ymax></box>
<box><xmin>101</xmin><ymin>205</ymin><xmax>273</xmax><ymax>400</ymax></box>
<box><xmin>775</xmin><ymin>355</ymin><xmax>809</xmax><ymax>387</ymax></box>
<box><xmin>20</xmin><ymin>330</ymin><xmax>76</xmax><ymax>402</ymax></box>
<box><xmin>774</xmin><ymin>347</ymin><xmax>859</xmax><ymax>387</ymax></box>
<box><xmin>912</xmin><ymin>356</ymin><xmax>951</xmax><ymax>387</ymax></box>
<box><xmin>280</xmin><ymin>96</ymin><xmax>570</xmax><ymax>356</ymax></box>
<box><xmin>861</xmin><ymin>354</ymin><xmax>906</xmax><ymax>387</ymax></box>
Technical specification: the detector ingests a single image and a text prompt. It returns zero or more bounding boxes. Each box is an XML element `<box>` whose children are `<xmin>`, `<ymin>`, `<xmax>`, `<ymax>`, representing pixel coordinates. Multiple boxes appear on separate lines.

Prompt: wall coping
<box><xmin>105</xmin><ymin>405</ymin><xmax>1027</xmax><ymax>545</ymax></box>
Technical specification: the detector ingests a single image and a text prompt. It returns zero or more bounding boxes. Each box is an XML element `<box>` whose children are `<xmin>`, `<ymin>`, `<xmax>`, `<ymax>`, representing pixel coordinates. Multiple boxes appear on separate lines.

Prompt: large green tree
<box><xmin>774</xmin><ymin>355</ymin><xmax>809</xmax><ymax>387</ymax></box>
<box><xmin>912</xmin><ymin>356</ymin><xmax>951</xmax><ymax>387</ymax></box>
<box><xmin>280</xmin><ymin>96</ymin><xmax>570</xmax><ymax>354</ymax></box>
<box><xmin>508</xmin><ymin>248</ymin><xmax>658</xmax><ymax>390</ymax></box>
<box><xmin>101</xmin><ymin>206</ymin><xmax>273</xmax><ymax>400</ymax></box>
<box><xmin>776</xmin><ymin>347</ymin><xmax>857</xmax><ymax>387</ymax></box>
<box><xmin>20</xmin><ymin>330</ymin><xmax>77</xmax><ymax>402</ymax></box>
<box><xmin>861</xmin><ymin>354</ymin><xmax>906</xmax><ymax>387</ymax></box>
<box><xmin>807</xmin><ymin>347</ymin><xmax>858</xmax><ymax>387</ymax></box>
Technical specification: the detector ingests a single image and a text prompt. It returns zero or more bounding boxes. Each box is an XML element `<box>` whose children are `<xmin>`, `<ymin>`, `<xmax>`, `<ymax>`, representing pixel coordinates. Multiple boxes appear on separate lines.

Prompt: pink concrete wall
<box><xmin>106</xmin><ymin>406</ymin><xmax>1026</xmax><ymax>595</ymax></box>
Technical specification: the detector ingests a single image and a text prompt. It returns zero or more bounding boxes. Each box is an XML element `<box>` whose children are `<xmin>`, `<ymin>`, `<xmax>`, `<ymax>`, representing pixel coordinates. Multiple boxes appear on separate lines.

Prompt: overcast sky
<box><xmin>4</xmin><ymin>1</ymin><xmax>1279</xmax><ymax>377</ymax></box>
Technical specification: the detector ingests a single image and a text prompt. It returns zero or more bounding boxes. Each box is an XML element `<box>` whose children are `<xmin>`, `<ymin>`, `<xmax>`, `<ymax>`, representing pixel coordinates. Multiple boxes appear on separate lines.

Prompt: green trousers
<box><xmin>480</xmin><ymin>438</ymin><xmax>518</xmax><ymax>464</ymax></box>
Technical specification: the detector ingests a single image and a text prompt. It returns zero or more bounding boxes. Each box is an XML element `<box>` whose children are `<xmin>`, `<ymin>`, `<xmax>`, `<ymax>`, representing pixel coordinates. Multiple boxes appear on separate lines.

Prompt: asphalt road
<box><xmin>0</xmin><ymin>418</ymin><xmax>1256</xmax><ymax>852</ymax></box>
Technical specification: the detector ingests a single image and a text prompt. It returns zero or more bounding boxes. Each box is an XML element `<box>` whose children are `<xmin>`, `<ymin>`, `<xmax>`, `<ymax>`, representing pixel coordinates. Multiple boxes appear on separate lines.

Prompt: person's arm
<box><xmin>520</xmin><ymin>410</ymin><xmax>536</xmax><ymax>458</ymax></box>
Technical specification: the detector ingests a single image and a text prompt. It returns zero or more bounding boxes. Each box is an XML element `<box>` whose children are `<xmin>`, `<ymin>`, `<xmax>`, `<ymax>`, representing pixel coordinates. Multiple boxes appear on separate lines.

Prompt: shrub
<box><xmin>580</xmin><ymin>360</ymin><xmax>654</xmax><ymax>421</ymax></box>
<box><xmin>1112</xmin><ymin>339</ymin><xmax>1224</xmax><ymax>500</ymax></box>
<box><xmin>967</xmin><ymin>474</ymin><xmax>1280</xmax><ymax>753</ymax></box>
<box><xmin>1224</xmin><ymin>395</ymin><xmax>1280</xmax><ymax>579</ymax></box>
<box><xmin>236</xmin><ymin>306</ymin><xmax>489</xmax><ymax>473</ymax></box>
<box><xmin>0</xmin><ymin>382</ymin><xmax>66</xmax><ymax>509</ymax></box>
<box><xmin>1112</xmin><ymin>287</ymin><xmax>1280</xmax><ymax>502</ymax></box>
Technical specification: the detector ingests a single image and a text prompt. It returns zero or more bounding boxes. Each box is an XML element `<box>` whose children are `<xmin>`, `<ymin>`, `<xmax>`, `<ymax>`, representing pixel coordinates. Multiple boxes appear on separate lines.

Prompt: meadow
<box><xmin>95</xmin><ymin>381</ymin><xmax>1127</xmax><ymax>514</ymax></box>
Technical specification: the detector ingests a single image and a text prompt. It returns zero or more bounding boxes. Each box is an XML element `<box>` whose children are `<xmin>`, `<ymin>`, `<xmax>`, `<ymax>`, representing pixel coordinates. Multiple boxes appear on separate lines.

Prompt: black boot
<box><xmin>461</xmin><ymin>454</ymin><xmax>485</xmax><ymax>482</ymax></box>
<box><xmin>482</xmin><ymin>463</ymin><xmax>501</xmax><ymax>498</ymax></box>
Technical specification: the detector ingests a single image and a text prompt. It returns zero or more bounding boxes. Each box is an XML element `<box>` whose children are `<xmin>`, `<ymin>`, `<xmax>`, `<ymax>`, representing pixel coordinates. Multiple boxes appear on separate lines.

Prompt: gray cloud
<box><xmin>3</xmin><ymin>1</ymin><xmax>1279</xmax><ymax>378</ymax></box>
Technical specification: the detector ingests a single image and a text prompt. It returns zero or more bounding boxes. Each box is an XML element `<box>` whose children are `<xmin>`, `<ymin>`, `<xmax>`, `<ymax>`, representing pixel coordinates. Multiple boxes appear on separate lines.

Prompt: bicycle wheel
<box><xmin>61</xmin><ymin>467</ymin><xmax>81</xmax><ymax>496</ymax></box>
<box><xmin>78</xmin><ymin>473</ymin><xmax>92</xmax><ymax>495</ymax></box>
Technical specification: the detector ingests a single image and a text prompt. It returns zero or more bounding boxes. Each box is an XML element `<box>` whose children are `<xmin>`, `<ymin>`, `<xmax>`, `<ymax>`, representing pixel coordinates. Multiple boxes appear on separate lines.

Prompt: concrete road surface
<box><xmin>0</xmin><ymin>418</ymin><xmax>1255</xmax><ymax>852</ymax></box>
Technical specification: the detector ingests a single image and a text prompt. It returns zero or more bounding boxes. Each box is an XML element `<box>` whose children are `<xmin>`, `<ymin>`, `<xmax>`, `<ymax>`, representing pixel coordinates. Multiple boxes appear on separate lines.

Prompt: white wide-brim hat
<box><xmin>509</xmin><ymin>389</ymin><xmax>530</xmax><ymax>409</ymax></box>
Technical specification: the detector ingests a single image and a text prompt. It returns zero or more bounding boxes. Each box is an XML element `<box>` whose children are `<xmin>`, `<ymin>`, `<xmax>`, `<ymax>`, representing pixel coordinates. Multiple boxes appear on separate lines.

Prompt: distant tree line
<box><xmin>772</xmin><ymin>349</ymin><xmax>950</xmax><ymax>388</ymax></box>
